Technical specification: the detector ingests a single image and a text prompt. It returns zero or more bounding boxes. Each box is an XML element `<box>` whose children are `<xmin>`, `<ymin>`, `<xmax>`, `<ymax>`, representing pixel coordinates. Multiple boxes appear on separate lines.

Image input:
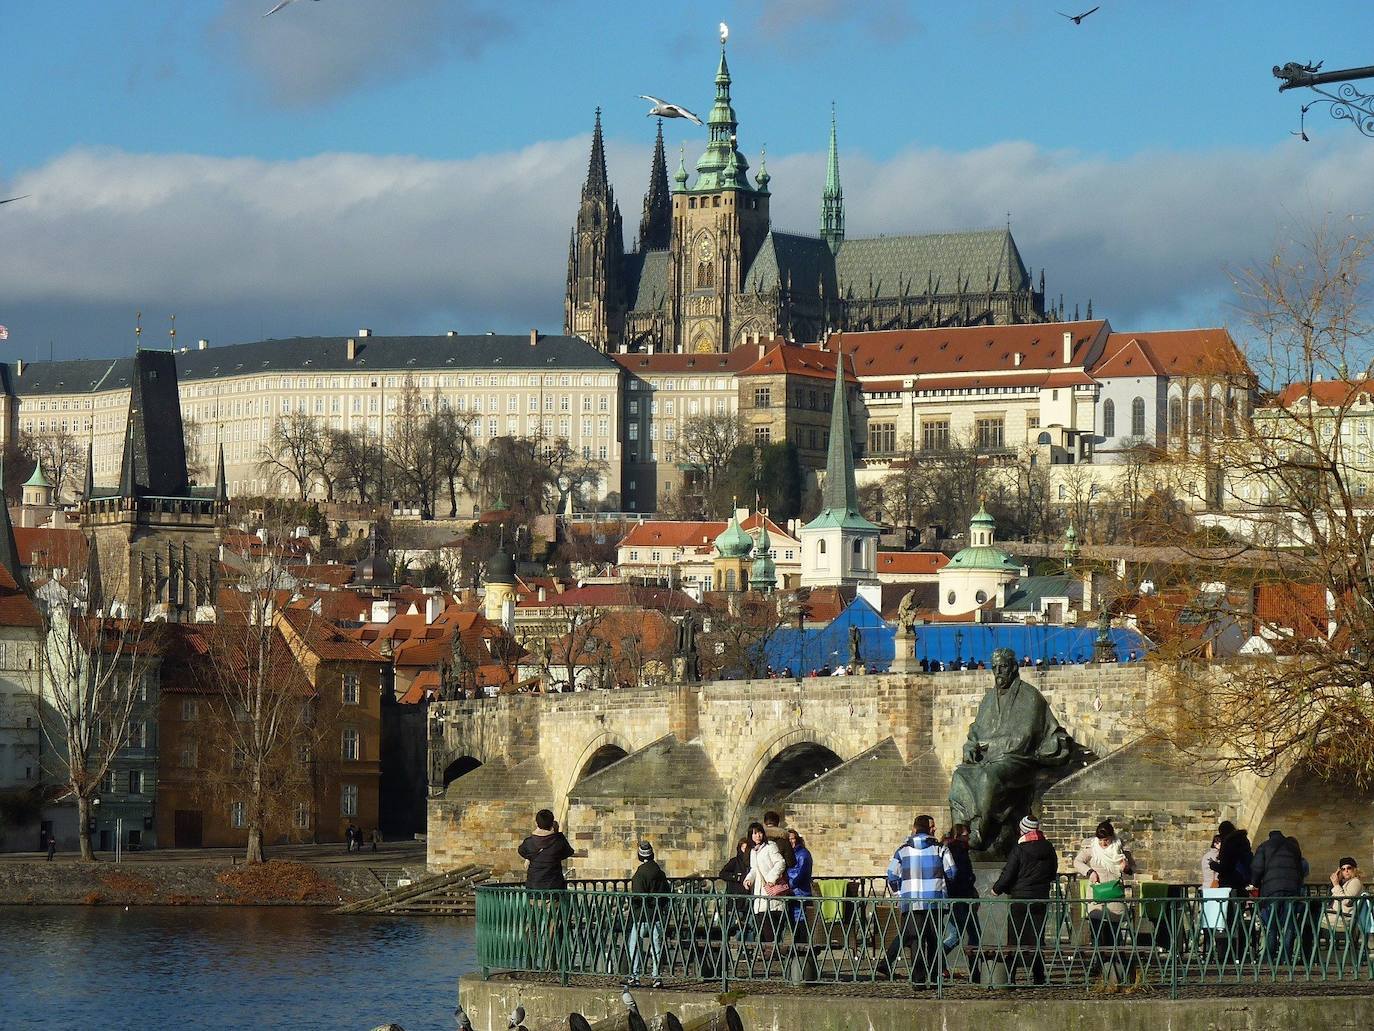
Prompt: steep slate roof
<box><xmin>834</xmin><ymin>228</ymin><xmax>1030</xmax><ymax>298</ymax></box>
<box><xmin>830</xmin><ymin>320</ymin><xmax>1110</xmax><ymax>379</ymax></box>
<box><xmin>5</xmin><ymin>334</ymin><xmax>619</xmax><ymax>397</ymax></box>
<box><xmin>742</xmin><ymin>231</ymin><xmax>837</xmax><ymax>295</ymax></box>
<box><xmin>623</xmin><ymin>250</ymin><xmax>671</xmax><ymax>311</ymax></box>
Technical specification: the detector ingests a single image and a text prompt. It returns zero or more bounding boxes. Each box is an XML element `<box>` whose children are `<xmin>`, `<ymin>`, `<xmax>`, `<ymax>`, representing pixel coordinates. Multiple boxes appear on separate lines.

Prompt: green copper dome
<box><xmin>714</xmin><ymin>511</ymin><xmax>754</xmax><ymax>559</ymax></box>
<box><xmin>948</xmin><ymin>503</ymin><xmax>1020</xmax><ymax>572</ymax></box>
<box><xmin>23</xmin><ymin>462</ymin><xmax>51</xmax><ymax>489</ymax></box>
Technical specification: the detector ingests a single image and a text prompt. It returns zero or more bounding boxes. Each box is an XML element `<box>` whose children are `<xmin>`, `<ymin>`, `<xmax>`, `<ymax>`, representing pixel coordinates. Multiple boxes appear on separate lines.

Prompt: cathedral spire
<box><xmin>693</xmin><ymin>37</ymin><xmax>750</xmax><ymax>189</ymax></box>
<box><xmin>638</xmin><ymin>119</ymin><xmax>671</xmax><ymax>251</ymax></box>
<box><xmin>583</xmin><ymin>107</ymin><xmax>610</xmax><ymax>199</ymax></box>
<box><xmin>820</xmin><ymin>104</ymin><xmax>845</xmax><ymax>255</ymax></box>
<box><xmin>806</xmin><ymin>348</ymin><xmax>876</xmax><ymax>531</ymax></box>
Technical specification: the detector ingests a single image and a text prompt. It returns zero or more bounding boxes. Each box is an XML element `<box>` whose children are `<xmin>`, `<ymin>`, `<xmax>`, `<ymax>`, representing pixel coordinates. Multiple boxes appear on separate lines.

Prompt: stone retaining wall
<box><xmin>0</xmin><ymin>860</ymin><xmax>379</xmax><ymax>906</ymax></box>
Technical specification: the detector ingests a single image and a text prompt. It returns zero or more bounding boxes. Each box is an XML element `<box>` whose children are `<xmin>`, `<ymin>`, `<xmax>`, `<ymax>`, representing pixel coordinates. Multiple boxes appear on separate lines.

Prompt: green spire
<box><xmin>673</xmin><ymin>143</ymin><xmax>689</xmax><ymax>191</ymax></box>
<box><xmin>755</xmin><ymin>145</ymin><xmax>770</xmax><ymax>193</ymax></box>
<box><xmin>749</xmin><ymin>517</ymin><xmax>776</xmax><ymax>592</ymax></box>
<box><xmin>23</xmin><ymin>461</ymin><xmax>50</xmax><ymax>489</ymax></box>
<box><xmin>693</xmin><ymin>42</ymin><xmax>751</xmax><ymax>191</ymax></box>
<box><xmin>820</xmin><ymin>104</ymin><xmax>844</xmax><ymax>255</ymax></box>
<box><xmin>714</xmin><ymin>506</ymin><xmax>754</xmax><ymax>558</ymax></box>
<box><xmin>804</xmin><ymin>351</ymin><xmax>878</xmax><ymax>533</ymax></box>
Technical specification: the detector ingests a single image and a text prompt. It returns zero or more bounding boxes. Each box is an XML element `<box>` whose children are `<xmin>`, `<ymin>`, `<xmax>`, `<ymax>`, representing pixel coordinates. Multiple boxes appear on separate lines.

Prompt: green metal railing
<box><xmin>476</xmin><ymin>884</ymin><xmax>1374</xmax><ymax>997</ymax></box>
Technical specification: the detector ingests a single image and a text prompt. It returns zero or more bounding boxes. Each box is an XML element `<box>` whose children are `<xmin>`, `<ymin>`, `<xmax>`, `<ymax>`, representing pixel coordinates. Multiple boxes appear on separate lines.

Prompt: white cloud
<box><xmin>212</xmin><ymin>0</ymin><xmax>511</xmax><ymax>106</ymax></box>
<box><xmin>1</xmin><ymin>135</ymin><xmax>1372</xmax><ymax>358</ymax></box>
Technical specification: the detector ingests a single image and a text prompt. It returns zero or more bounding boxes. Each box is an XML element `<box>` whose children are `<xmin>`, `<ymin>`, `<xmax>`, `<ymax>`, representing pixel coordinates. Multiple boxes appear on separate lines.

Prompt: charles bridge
<box><xmin>427</xmin><ymin>665</ymin><xmax>1354</xmax><ymax>882</ymax></box>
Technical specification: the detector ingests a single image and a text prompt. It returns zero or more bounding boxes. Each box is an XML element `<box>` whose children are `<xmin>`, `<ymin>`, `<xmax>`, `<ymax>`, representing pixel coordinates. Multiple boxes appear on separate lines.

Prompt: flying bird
<box><xmin>639</xmin><ymin>95</ymin><xmax>703</xmax><ymax>125</ymax></box>
<box><xmin>264</xmin><ymin>0</ymin><xmax>319</xmax><ymax>17</ymax></box>
<box><xmin>0</xmin><ymin>195</ymin><xmax>29</xmax><ymax>206</ymax></box>
<box><xmin>1057</xmin><ymin>6</ymin><xmax>1100</xmax><ymax>24</ymax></box>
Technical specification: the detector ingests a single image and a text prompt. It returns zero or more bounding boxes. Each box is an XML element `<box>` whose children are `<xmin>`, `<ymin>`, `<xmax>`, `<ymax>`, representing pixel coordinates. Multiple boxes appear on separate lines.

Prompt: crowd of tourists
<box><xmin>514</xmin><ymin>806</ymin><xmax>1368</xmax><ymax>987</ymax></box>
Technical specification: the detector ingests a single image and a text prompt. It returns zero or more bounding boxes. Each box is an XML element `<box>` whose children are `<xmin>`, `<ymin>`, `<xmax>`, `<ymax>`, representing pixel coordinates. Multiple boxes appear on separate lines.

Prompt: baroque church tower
<box><xmin>563</xmin><ymin>109</ymin><xmax>625</xmax><ymax>350</ymax></box>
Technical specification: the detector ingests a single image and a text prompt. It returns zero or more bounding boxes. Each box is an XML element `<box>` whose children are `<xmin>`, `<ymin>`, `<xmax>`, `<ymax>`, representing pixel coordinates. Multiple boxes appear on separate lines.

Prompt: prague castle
<box><xmin>565</xmin><ymin>38</ymin><xmax>1051</xmax><ymax>355</ymax></box>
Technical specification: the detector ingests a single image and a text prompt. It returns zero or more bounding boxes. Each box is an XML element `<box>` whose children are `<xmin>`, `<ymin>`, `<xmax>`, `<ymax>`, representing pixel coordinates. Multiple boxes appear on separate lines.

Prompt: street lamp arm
<box><xmin>1275</xmin><ymin>60</ymin><xmax>1374</xmax><ymax>92</ymax></box>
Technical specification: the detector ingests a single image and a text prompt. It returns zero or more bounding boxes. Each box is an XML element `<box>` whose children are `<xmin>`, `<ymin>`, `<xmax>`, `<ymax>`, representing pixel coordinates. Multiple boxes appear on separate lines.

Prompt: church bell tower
<box><xmin>564</xmin><ymin>108</ymin><xmax>626</xmax><ymax>349</ymax></box>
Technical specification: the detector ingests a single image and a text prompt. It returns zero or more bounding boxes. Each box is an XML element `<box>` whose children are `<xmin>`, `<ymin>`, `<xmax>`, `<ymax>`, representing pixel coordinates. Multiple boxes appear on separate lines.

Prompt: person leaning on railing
<box><xmin>625</xmin><ymin>840</ymin><xmax>670</xmax><ymax>988</ymax></box>
<box><xmin>1322</xmin><ymin>858</ymin><xmax>1364</xmax><ymax>933</ymax></box>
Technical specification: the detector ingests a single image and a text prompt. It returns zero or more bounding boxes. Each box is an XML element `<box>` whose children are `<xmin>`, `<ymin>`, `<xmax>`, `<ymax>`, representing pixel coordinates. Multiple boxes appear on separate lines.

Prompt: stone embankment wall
<box><xmin>430</xmin><ymin>663</ymin><xmax>1363</xmax><ymax>885</ymax></box>
<box><xmin>0</xmin><ymin>860</ymin><xmax>378</xmax><ymax>906</ymax></box>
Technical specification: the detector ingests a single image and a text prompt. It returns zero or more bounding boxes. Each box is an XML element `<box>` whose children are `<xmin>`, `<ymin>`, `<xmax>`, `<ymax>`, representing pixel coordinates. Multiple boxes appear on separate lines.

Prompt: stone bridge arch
<box><xmin>724</xmin><ymin>726</ymin><xmax>850</xmax><ymax>850</ymax></box>
<box><xmin>555</xmin><ymin>731</ymin><xmax>634</xmax><ymax>824</ymax></box>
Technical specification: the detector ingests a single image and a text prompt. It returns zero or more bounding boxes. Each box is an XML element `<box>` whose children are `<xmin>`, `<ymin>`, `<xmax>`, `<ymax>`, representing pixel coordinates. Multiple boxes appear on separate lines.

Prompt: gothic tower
<box><xmin>638</xmin><ymin>120</ymin><xmax>671</xmax><ymax>252</ymax></box>
<box><xmin>563</xmin><ymin>109</ymin><xmax>626</xmax><ymax>349</ymax></box>
<box><xmin>820</xmin><ymin>107</ymin><xmax>845</xmax><ymax>256</ymax></box>
<box><xmin>668</xmin><ymin>40</ymin><xmax>772</xmax><ymax>354</ymax></box>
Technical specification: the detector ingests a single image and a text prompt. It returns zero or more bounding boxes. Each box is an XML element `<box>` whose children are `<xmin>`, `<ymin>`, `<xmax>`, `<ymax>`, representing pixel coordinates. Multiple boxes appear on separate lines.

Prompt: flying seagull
<box><xmin>0</xmin><ymin>195</ymin><xmax>29</xmax><ymax>206</ymax></box>
<box><xmin>639</xmin><ymin>95</ymin><xmax>702</xmax><ymax>125</ymax></box>
<box><xmin>1057</xmin><ymin>6</ymin><xmax>1100</xmax><ymax>24</ymax></box>
<box><xmin>264</xmin><ymin>0</ymin><xmax>319</xmax><ymax>17</ymax></box>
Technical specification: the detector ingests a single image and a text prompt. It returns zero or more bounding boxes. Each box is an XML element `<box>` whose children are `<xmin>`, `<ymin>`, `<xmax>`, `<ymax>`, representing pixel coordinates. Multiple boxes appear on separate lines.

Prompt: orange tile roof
<box><xmin>877</xmin><ymin>552</ymin><xmax>949</xmax><ymax>576</ymax></box>
<box><xmin>278</xmin><ymin>607</ymin><xmax>384</xmax><ymax>663</ymax></box>
<box><xmin>535</xmin><ymin>583</ymin><xmax>699</xmax><ymax>610</ymax></box>
<box><xmin>737</xmin><ymin>343</ymin><xmax>858</xmax><ymax>383</ymax></box>
<box><xmin>1274</xmin><ymin>379</ymin><xmax>1374</xmax><ymax>408</ymax></box>
<box><xmin>12</xmin><ymin>527</ymin><xmax>88</xmax><ymax>572</ymax></box>
<box><xmin>0</xmin><ymin>565</ymin><xmax>41</xmax><ymax>628</ymax></box>
<box><xmin>1092</xmin><ymin>329</ymin><xmax>1249</xmax><ymax>380</ymax></box>
<box><xmin>286</xmin><ymin>563</ymin><xmax>354</xmax><ymax>587</ymax></box>
<box><xmin>829</xmin><ymin>320</ymin><xmax>1108</xmax><ymax>379</ymax></box>
<box><xmin>618</xmin><ymin>513</ymin><xmax>797</xmax><ymax>551</ymax></box>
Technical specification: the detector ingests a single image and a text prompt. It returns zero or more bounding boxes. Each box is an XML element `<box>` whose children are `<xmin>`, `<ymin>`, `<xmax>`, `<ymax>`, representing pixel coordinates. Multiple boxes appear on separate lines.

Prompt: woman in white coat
<box><xmin>742</xmin><ymin>821</ymin><xmax>788</xmax><ymax>942</ymax></box>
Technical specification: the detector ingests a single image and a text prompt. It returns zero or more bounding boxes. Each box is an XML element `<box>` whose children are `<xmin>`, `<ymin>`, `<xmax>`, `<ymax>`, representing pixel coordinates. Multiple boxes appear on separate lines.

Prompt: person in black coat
<box><xmin>626</xmin><ymin>841</ymin><xmax>671</xmax><ymax>987</ymax></box>
<box><xmin>518</xmin><ymin>809</ymin><xmax>574</xmax><ymax>889</ymax></box>
<box><xmin>1251</xmin><ymin>829</ymin><xmax>1307</xmax><ymax>962</ymax></box>
<box><xmin>991</xmin><ymin>815</ymin><xmax>1057</xmax><ymax>985</ymax></box>
<box><xmin>943</xmin><ymin>823</ymin><xmax>982</xmax><ymax>981</ymax></box>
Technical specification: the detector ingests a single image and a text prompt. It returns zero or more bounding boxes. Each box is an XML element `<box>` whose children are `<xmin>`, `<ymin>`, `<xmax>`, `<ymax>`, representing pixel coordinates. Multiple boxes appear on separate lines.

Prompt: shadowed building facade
<box><xmin>566</xmin><ymin>40</ymin><xmax>1050</xmax><ymax>355</ymax></box>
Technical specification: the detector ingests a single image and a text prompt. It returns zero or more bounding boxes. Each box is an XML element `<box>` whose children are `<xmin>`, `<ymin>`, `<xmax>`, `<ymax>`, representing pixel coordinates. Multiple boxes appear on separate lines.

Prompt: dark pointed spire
<box><xmin>118</xmin><ymin>418</ymin><xmax>137</xmax><ymax>500</ymax></box>
<box><xmin>0</xmin><ymin>452</ymin><xmax>29</xmax><ymax>595</ymax></box>
<box><xmin>583</xmin><ymin>107</ymin><xmax>609</xmax><ymax>199</ymax></box>
<box><xmin>805</xmin><ymin>348</ymin><xmax>876</xmax><ymax>532</ymax></box>
<box><xmin>214</xmin><ymin>443</ymin><xmax>227</xmax><ymax>502</ymax></box>
<box><xmin>820</xmin><ymin>103</ymin><xmax>845</xmax><ymax>255</ymax></box>
<box><xmin>638</xmin><ymin>119</ymin><xmax>671</xmax><ymax>251</ymax></box>
<box><xmin>83</xmin><ymin>441</ymin><xmax>95</xmax><ymax>501</ymax></box>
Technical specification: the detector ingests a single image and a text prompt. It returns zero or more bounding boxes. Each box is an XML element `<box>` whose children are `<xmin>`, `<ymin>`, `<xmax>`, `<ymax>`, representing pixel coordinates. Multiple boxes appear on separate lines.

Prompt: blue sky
<box><xmin>3</xmin><ymin>1</ymin><xmax>1374</xmax><ymax>362</ymax></box>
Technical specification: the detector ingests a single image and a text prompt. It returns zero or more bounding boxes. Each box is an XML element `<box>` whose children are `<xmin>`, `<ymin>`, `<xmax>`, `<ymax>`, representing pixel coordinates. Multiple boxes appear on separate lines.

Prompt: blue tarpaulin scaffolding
<box><xmin>762</xmin><ymin>596</ymin><xmax>1150</xmax><ymax>674</ymax></box>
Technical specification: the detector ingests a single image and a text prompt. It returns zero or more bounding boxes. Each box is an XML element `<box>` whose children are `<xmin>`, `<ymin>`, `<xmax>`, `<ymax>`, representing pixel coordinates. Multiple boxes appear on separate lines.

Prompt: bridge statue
<box><xmin>949</xmin><ymin>647</ymin><xmax>1073</xmax><ymax>852</ymax></box>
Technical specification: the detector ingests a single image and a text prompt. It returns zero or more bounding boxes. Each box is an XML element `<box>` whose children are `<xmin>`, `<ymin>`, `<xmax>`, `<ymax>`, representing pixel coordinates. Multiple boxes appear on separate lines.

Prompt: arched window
<box><xmin>725</xmin><ymin>569</ymin><xmax>736</xmax><ymax>591</ymax></box>
<box><xmin>1131</xmin><ymin>397</ymin><xmax>1146</xmax><ymax>437</ymax></box>
<box><xmin>1209</xmin><ymin>396</ymin><xmax>1222</xmax><ymax>436</ymax></box>
<box><xmin>1102</xmin><ymin>399</ymin><xmax>1115</xmax><ymax>438</ymax></box>
<box><xmin>1190</xmin><ymin>397</ymin><xmax>1205</xmax><ymax>437</ymax></box>
<box><xmin>1058</xmin><ymin>484</ymin><xmax>1067</xmax><ymax>500</ymax></box>
<box><xmin>696</xmin><ymin>260</ymin><xmax>714</xmax><ymax>289</ymax></box>
<box><xmin>1169</xmin><ymin>397</ymin><xmax>1183</xmax><ymax>436</ymax></box>
<box><xmin>818</xmin><ymin>540</ymin><xmax>827</xmax><ymax>555</ymax></box>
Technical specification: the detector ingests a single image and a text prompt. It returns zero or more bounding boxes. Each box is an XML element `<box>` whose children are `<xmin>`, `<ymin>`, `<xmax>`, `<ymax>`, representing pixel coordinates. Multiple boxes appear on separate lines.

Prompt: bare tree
<box><xmin>1143</xmin><ymin>221</ymin><xmax>1374</xmax><ymax>785</ymax></box>
<box><xmin>702</xmin><ymin>595</ymin><xmax>786</xmax><ymax>680</ymax></box>
<box><xmin>432</xmin><ymin>404</ymin><xmax>476</xmax><ymax>517</ymax></box>
<box><xmin>181</xmin><ymin>416</ymin><xmax>210</xmax><ymax>485</ymax></box>
<box><xmin>537</xmin><ymin>604</ymin><xmax>609</xmax><ymax>692</ymax></box>
<box><xmin>34</xmin><ymin>582</ymin><xmax>157</xmax><ymax>861</ymax></box>
<box><xmin>326</xmin><ymin>427</ymin><xmax>385</xmax><ymax>503</ymax></box>
<box><xmin>678</xmin><ymin>412</ymin><xmax>744</xmax><ymax>500</ymax></box>
<box><xmin>259</xmin><ymin>412</ymin><xmax>326</xmax><ymax>501</ymax></box>
<box><xmin>20</xmin><ymin>426</ymin><xmax>84</xmax><ymax>503</ymax></box>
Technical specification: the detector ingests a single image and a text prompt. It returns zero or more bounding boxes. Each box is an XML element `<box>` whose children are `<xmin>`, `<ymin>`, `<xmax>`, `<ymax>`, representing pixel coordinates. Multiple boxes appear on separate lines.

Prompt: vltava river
<box><xmin>0</xmin><ymin>906</ymin><xmax>476</xmax><ymax>1030</ymax></box>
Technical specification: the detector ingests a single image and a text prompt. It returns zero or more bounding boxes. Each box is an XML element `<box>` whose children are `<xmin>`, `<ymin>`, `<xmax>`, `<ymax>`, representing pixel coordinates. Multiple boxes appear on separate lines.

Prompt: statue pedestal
<box><xmin>889</xmin><ymin>629</ymin><xmax>920</xmax><ymax>674</ymax></box>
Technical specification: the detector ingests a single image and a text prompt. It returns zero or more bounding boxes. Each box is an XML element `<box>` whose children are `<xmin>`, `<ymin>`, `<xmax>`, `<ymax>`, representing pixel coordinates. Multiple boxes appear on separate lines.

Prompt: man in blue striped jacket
<box><xmin>880</xmin><ymin>814</ymin><xmax>959</xmax><ymax>983</ymax></box>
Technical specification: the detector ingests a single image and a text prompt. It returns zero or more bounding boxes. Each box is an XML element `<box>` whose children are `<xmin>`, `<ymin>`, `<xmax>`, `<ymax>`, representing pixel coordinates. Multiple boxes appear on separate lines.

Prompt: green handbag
<box><xmin>1092</xmin><ymin>879</ymin><xmax>1125</xmax><ymax>902</ymax></box>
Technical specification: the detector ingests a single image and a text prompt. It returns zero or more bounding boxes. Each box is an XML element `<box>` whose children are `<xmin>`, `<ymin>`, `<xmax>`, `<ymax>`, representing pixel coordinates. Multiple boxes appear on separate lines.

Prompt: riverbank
<box><xmin>0</xmin><ymin>859</ymin><xmax>383</xmax><ymax>905</ymax></box>
<box><xmin>461</xmin><ymin>973</ymin><xmax>1374</xmax><ymax>1031</ymax></box>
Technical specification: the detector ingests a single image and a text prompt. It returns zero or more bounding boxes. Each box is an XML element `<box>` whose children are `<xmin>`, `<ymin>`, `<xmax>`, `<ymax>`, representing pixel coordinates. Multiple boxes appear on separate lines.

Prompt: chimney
<box><xmin>1062</xmin><ymin>332</ymin><xmax>1073</xmax><ymax>365</ymax></box>
<box><xmin>371</xmin><ymin>598</ymin><xmax>397</xmax><ymax>623</ymax></box>
<box><xmin>425</xmin><ymin>594</ymin><xmax>443</xmax><ymax>625</ymax></box>
<box><xmin>1013</xmin><ymin>352</ymin><xmax>1023</xmax><ymax>367</ymax></box>
<box><xmin>537</xmin><ymin>585</ymin><xmax>546</xmax><ymax>603</ymax></box>
<box><xmin>758</xmin><ymin>341</ymin><xmax>765</xmax><ymax>360</ymax></box>
<box><xmin>529</xmin><ymin>329</ymin><xmax>539</xmax><ymax>347</ymax></box>
<box><xmin>346</xmin><ymin>338</ymin><xmax>357</xmax><ymax>361</ymax></box>
<box><xmin>14</xmin><ymin>360</ymin><xmax>23</xmax><ymax>376</ymax></box>
<box><xmin>446</xmin><ymin>330</ymin><xmax>457</xmax><ymax>337</ymax></box>
<box><xmin>358</xmin><ymin>328</ymin><xmax>372</xmax><ymax>338</ymax></box>
<box><xmin>197</xmin><ymin>338</ymin><xmax>209</xmax><ymax>351</ymax></box>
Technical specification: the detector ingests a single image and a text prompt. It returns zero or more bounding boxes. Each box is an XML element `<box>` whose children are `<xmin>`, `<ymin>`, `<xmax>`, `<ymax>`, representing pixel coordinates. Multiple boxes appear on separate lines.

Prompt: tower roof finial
<box><xmin>821</xmin><ymin>103</ymin><xmax>845</xmax><ymax>254</ymax></box>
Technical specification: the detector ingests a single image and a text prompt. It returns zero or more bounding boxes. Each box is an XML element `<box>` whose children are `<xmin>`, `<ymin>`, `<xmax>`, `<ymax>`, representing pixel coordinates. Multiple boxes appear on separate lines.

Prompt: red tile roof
<box><xmin>0</xmin><ymin>565</ymin><xmax>41</xmax><ymax>628</ymax></box>
<box><xmin>737</xmin><ymin>343</ymin><xmax>858</xmax><ymax>382</ymax></box>
<box><xmin>877</xmin><ymin>552</ymin><xmax>949</xmax><ymax>576</ymax></box>
<box><xmin>1274</xmin><ymin>379</ymin><xmax>1374</xmax><ymax>408</ymax></box>
<box><xmin>1092</xmin><ymin>330</ymin><xmax>1249</xmax><ymax>380</ymax></box>
<box><xmin>278</xmin><ymin>607</ymin><xmax>384</xmax><ymax>663</ymax></box>
<box><xmin>618</xmin><ymin>512</ymin><xmax>797</xmax><ymax>551</ymax></box>
<box><xmin>535</xmin><ymin>583</ymin><xmax>699</xmax><ymax>611</ymax></box>
<box><xmin>611</xmin><ymin>348</ymin><xmax>761</xmax><ymax>375</ymax></box>
<box><xmin>829</xmin><ymin>320</ymin><xmax>1108</xmax><ymax>379</ymax></box>
<box><xmin>12</xmin><ymin>527</ymin><xmax>88</xmax><ymax>573</ymax></box>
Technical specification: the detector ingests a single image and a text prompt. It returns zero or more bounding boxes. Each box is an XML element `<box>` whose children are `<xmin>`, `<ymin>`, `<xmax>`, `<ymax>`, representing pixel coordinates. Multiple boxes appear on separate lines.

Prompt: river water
<box><xmin>0</xmin><ymin>906</ymin><xmax>476</xmax><ymax>1031</ymax></box>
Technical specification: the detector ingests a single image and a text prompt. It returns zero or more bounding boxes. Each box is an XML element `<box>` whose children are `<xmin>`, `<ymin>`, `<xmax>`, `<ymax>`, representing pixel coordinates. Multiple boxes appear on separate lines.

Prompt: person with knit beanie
<box><xmin>992</xmin><ymin>813</ymin><xmax>1057</xmax><ymax>985</ymax></box>
<box><xmin>627</xmin><ymin>840</ymin><xmax>671</xmax><ymax>988</ymax></box>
